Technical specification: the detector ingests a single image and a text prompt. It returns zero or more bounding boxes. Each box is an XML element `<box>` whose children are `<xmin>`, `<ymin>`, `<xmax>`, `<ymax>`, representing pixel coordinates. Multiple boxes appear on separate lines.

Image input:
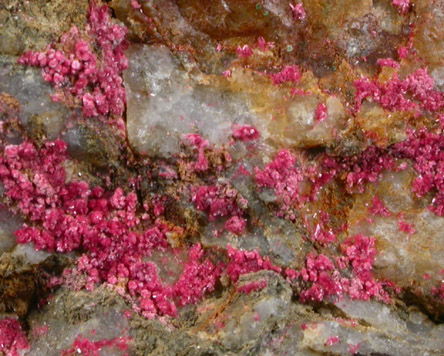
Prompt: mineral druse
<box><xmin>1</xmin><ymin>0</ymin><xmax>444</xmax><ymax>355</ymax></box>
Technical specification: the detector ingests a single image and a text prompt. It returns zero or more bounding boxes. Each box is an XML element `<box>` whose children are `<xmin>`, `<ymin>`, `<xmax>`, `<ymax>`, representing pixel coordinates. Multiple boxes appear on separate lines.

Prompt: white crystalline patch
<box><xmin>319</xmin><ymin>297</ymin><xmax>444</xmax><ymax>355</ymax></box>
<box><xmin>0</xmin><ymin>208</ymin><xmax>23</xmax><ymax>255</ymax></box>
<box><xmin>335</xmin><ymin>297</ymin><xmax>407</xmax><ymax>333</ymax></box>
<box><xmin>124</xmin><ymin>45</ymin><xmax>257</xmax><ymax>157</ymax></box>
<box><xmin>28</xmin><ymin>305</ymin><xmax>128</xmax><ymax>356</ymax></box>
<box><xmin>284</xmin><ymin>95</ymin><xmax>345</xmax><ymax>146</ymax></box>
<box><xmin>222</xmin><ymin>294</ymin><xmax>288</xmax><ymax>349</ymax></box>
<box><xmin>11</xmin><ymin>243</ymin><xmax>50</xmax><ymax>265</ymax></box>
<box><xmin>431</xmin><ymin>67</ymin><xmax>444</xmax><ymax>91</ymax></box>
<box><xmin>0</xmin><ymin>57</ymin><xmax>67</xmax><ymax>139</ymax></box>
<box><xmin>263</xmin><ymin>0</ymin><xmax>293</xmax><ymax>27</ymax></box>
<box><xmin>286</xmin><ymin>94</ymin><xmax>317</xmax><ymax>128</ymax></box>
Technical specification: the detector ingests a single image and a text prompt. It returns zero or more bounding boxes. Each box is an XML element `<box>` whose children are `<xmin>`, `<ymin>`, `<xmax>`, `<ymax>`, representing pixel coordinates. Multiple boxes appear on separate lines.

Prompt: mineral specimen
<box><xmin>1</xmin><ymin>0</ymin><xmax>444</xmax><ymax>355</ymax></box>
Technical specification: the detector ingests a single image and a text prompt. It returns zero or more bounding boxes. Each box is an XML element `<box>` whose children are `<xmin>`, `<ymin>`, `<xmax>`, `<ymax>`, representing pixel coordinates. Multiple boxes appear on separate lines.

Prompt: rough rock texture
<box><xmin>0</xmin><ymin>0</ymin><xmax>89</xmax><ymax>55</ymax></box>
<box><xmin>1</xmin><ymin>0</ymin><xmax>444</xmax><ymax>355</ymax></box>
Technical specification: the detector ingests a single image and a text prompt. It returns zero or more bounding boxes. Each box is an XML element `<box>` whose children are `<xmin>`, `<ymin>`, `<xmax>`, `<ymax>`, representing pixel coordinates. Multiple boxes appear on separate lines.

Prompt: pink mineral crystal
<box><xmin>392</xmin><ymin>0</ymin><xmax>410</xmax><ymax>14</ymax></box>
<box><xmin>173</xmin><ymin>244</ymin><xmax>222</xmax><ymax>306</ymax></box>
<box><xmin>335</xmin><ymin>146</ymin><xmax>395</xmax><ymax>193</ymax></box>
<box><xmin>341</xmin><ymin>234</ymin><xmax>390</xmax><ymax>302</ymax></box>
<box><xmin>0</xmin><ymin>139</ymin><xmax>220</xmax><ymax>317</ymax></box>
<box><xmin>191</xmin><ymin>184</ymin><xmax>243</xmax><ymax>221</ymax></box>
<box><xmin>256</xmin><ymin>36</ymin><xmax>275</xmax><ymax>51</ymax></box>
<box><xmin>255</xmin><ymin>149</ymin><xmax>304</xmax><ymax>219</ymax></box>
<box><xmin>299</xmin><ymin>234</ymin><xmax>390</xmax><ymax>303</ymax></box>
<box><xmin>130</xmin><ymin>0</ymin><xmax>141</xmax><ymax>10</ymax></box>
<box><xmin>61</xmin><ymin>335</ymin><xmax>129</xmax><ymax>356</ymax></box>
<box><xmin>270</xmin><ymin>65</ymin><xmax>301</xmax><ymax>85</ymax></box>
<box><xmin>398</xmin><ymin>220</ymin><xmax>415</xmax><ymax>234</ymax></box>
<box><xmin>285</xmin><ymin>268</ymin><xmax>300</xmax><ymax>281</ymax></box>
<box><xmin>224</xmin><ymin>215</ymin><xmax>247</xmax><ymax>235</ymax></box>
<box><xmin>236</xmin><ymin>45</ymin><xmax>253</xmax><ymax>58</ymax></box>
<box><xmin>376</xmin><ymin>58</ymin><xmax>400</xmax><ymax>68</ymax></box>
<box><xmin>354</xmin><ymin>68</ymin><xmax>444</xmax><ymax>113</ymax></box>
<box><xmin>226</xmin><ymin>245</ymin><xmax>282</xmax><ymax>282</ymax></box>
<box><xmin>237</xmin><ymin>280</ymin><xmax>268</xmax><ymax>294</ymax></box>
<box><xmin>309</xmin><ymin>222</ymin><xmax>337</xmax><ymax>245</ymax></box>
<box><xmin>369</xmin><ymin>196</ymin><xmax>391</xmax><ymax>217</ymax></box>
<box><xmin>0</xmin><ymin>318</ymin><xmax>29</xmax><ymax>356</ymax></box>
<box><xmin>300</xmin><ymin>253</ymin><xmax>340</xmax><ymax>302</ymax></box>
<box><xmin>314</xmin><ymin>103</ymin><xmax>328</xmax><ymax>123</ymax></box>
<box><xmin>18</xmin><ymin>1</ymin><xmax>128</xmax><ymax>123</ymax></box>
<box><xmin>232</xmin><ymin>125</ymin><xmax>260</xmax><ymax>141</ymax></box>
<box><xmin>184</xmin><ymin>134</ymin><xmax>209</xmax><ymax>172</ymax></box>
<box><xmin>394</xmin><ymin>129</ymin><xmax>444</xmax><ymax>215</ymax></box>
<box><xmin>290</xmin><ymin>3</ymin><xmax>306</xmax><ymax>21</ymax></box>
<box><xmin>432</xmin><ymin>282</ymin><xmax>444</xmax><ymax>299</ymax></box>
<box><xmin>325</xmin><ymin>336</ymin><xmax>340</xmax><ymax>346</ymax></box>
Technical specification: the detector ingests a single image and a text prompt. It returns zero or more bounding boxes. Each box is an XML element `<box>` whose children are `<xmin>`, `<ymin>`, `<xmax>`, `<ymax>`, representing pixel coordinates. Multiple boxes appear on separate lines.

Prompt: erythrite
<box><xmin>314</xmin><ymin>103</ymin><xmax>328</xmax><ymax>123</ymax></box>
<box><xmin>299</xmin><ymin>253</ymin><xmax>340</xmax><ymax>302</ymax></box>
<box><xmin>254</xmin><ymin>149</ymin><xmax>305</xmax><ymax>219</ymax></box>
<box><xmin>236</xmin><ymin>45</ymin><xmax>253</xmax><ymax>58</ymax></box>
<box><xmin>6</xmin><ymin>0</ymin><xmax>439</xmax><ymax>336</ymax></box>
<box><xmin>0</xmin><ymin>138</ymin><xmax>218</xmax><ymax>317</ymax></box>
<box><xmin>61</xmin><ymin>335</ymin><xmax>129</xmax><ymax>356</ymax></box>
<box><xmin>329</xmin><ymin>146</ymin><xmax>396</xmax><ymax>193</ymax></box>
<box><xmin>191</xmin><ymin>184</ymin><xmax>243</xmax><ymax>221</ymax></box>
<box><xmin>226</xmin><ymin>245</ymin><xmax>282</xmax><ymax>282</ymax></box>
<box><xmin>0</xmin><ymin>134</ymin><xmax>395</xmax><ymax>320</ymax></box>
<box><xmin>6</xmin><ymin>0</ymin><xmax>444</xmax><ymax>354</ymax></box>
<box><xmin>18</xmin><ymin>1</ymin><xmax>128</xmax><ymax>125</ymax></box>
<box><xmin>183</xmin><ymin>133</ymin><xmax>210</xmax><ymax>172</ymax></box>
<box><xmin>0</xmin><ymin>318</ymin><xmax>29</xmax><ymax>356</ymax></box>
<box><xmin>289</xmin><ymin>3</ymin><xmax>306</xmax><ymax>21</ymax></box>
<box><xmin>270</xmin><ymin>65</ymin><xmax>301</xmax><ymax>85</ymax></box>
<box><xmin>369</xmin><ymin>196</ymin><xmax>391</xmax><ymax>217</ymax></box>
<box><xmin>325</xmin><ymin>336</ymin><xmax>340</xmax><ymax>346</ymax></box>
<box><xmin>394</xmin><ymin>129</ymin><xmax>444</xmax><ymax>215</ymax></box>
<box><xmin>340</xmin><ymin>234</ymin><xmax>390</xmax><ymax>303</ymax></box>
<box><xmin>392</xmin><ymin>0</ymin><xmax>410</xmax><ymax>14</ymax></box>
<box><xmin>298</xmin><ymin>234</ymin><xmax>390</xmax><ymax>303</ymax></box>
<box><xmin>237</xmin><ymin>280</ymin><xmax>268</xmax><ymax>294</ymax></box>
<box><xmin>232</xmin><ymin>125</ymin><xmax>260</xmax><ymax>141</ymax></box>
<box><xmin>354</xmin><ymin>68</ymin><xmax>444</xmax><ymax>113</ymax></box>
<box><xmin>191</xmin><ymin>182</ymin><xmax>247</xmax><ymax>234</ymax></box>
